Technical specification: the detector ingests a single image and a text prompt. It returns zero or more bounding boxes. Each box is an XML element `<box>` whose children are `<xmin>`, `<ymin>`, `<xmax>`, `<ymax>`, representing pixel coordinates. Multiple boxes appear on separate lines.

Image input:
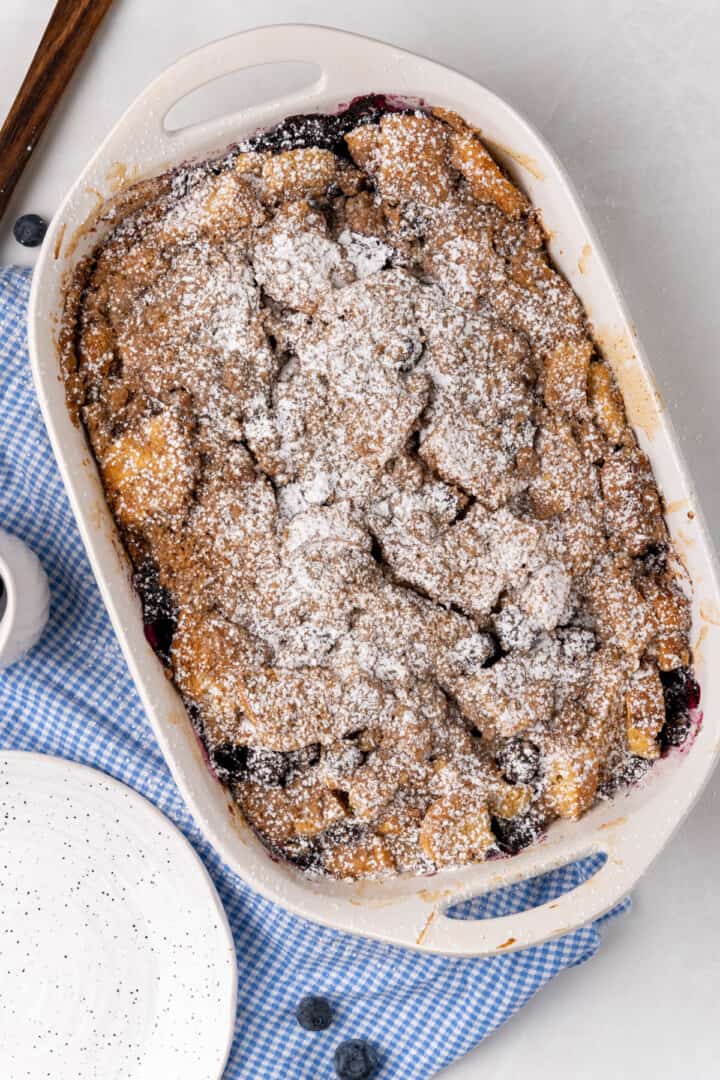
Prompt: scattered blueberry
<box><xmin>211</xmin><ymin>742</ymin><xmax>323</xmax><ymax>786</ymax></box>
<box><xmin>616</xmin><ymin>753</ymin><xmax>652</xmax><ymax>785</ymax></box>
<box><xmin>284</xmin><ymin>742</ymin><xmax>322</xmax><ymax>778</ymax></box>
<box><xmin>492</xmin><ymin>809</ymin><xmax>545</xmax><ymax>855</ymax></box>
<box><xmin>322</xmin><ymin>819</ymin><xmax>365</xmax><ymax>848</ymax></box>
<box><xmin>599</xmin><ymin>753</ymin><xmax>652</xmax><ymax>797</ymax></box>
<box><xmin>397</xmin><ymin>336</ymin><xmax>424</xmax><ymax>372</ymax></box>
<box><xmin>133</xmin><ymin>560</ymin><xmax>177</xmax><ymax>660</ymax></box>
<box><xmin>659</xmin><ymin>667</ymin><xmax>700</xmax><ymax>750</ymax></box>
<box><xmin>642</xmin><ymin>543</ymin><xmax>668</xmax><ymax>575</ymax></box>
<box><xmin>557</xmin><ymin>625</ymin><xmax>596</xmax><ymax>662</ymax></box>
<box><xmin>295</xmin><ymin>994</ymin><xmax>333</xmax><ymax>1032</ymax></box>
<box><xmin>247</xmin><ymin>95</ymin><xmax>411</xmax><ymax>158</ymax></box>
<box><xmin>494</xmin><ymin>603</ymin><xmax>535</xmax><ymax>652</ymax></box>
<box><xmin>244</xmin><ymin>746</ymin><xmax>290</xmax><ymax>786</ymax></box>
<box><xmin>143</xmin><ymin>615</ymin><xmax>175</xmax><ymax>660</ymax></box>
<box><xmin>495</xmin><ymin>738</ymin><xmax>540</xmax><ymax>785</ymax></box>
<box><xmin>132</xmin><ymin>560</ymin><xmax>172</xmax><ymax>619</ymax></box>
<box><xmin>661</xmin><ymin>666</ymin><xmax>700</xmax><ymax>716</ymax></box>
<box><xmin>661</xmin><ymin>713</ymin><xmax>692</xmax><ymax>750</ymax></box>
<box><xmin>323</xmin><ymin>743</ymin><xmax>366</xmax><ymax>779</ymax></box>
<box><xmin>334</xmin><ymin>1038</ymin><xmax>379</xmax><ymax>1079</ymax></box>
<box><xmin>13</xmin><ymin>213</ymin><xmax>48</xmax><ymax>247</ymax></box>
<box><xmin>284</xmin><ymin>838</ymin><xmax>324</xmax><ymax>873</ymax></box>
<box><xmin>451</xmin><ymin>632</ymin><xmax>496</xmax><ymax>675</ymax></box>
<box><xmin>211</xmin><ymin>743</ymin><xmax>249</xmax><ymax>782</ymax></box>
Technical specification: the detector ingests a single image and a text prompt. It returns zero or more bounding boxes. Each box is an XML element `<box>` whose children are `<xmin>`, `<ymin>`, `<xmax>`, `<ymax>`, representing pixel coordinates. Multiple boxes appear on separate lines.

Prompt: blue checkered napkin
<box><xmin>0</xmin><ymin>266</ymin><xmax>628</xmax><ymax>1080</ymax></box>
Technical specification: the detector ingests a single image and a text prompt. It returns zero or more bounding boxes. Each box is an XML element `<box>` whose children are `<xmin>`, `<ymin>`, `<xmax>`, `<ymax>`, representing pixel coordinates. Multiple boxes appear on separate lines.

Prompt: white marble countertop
<box><xmin>1</xmin><ymin>1</ymin><xmax>718</xmax><ymax>1077</ymax></box>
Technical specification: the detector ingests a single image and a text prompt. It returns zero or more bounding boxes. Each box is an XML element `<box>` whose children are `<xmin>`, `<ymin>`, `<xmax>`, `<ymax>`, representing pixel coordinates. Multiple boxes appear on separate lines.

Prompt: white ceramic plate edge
<box><xmin>0</xmin><ymin>750</ymin><xmax>237</xmax><ymax>1078</ymax></box>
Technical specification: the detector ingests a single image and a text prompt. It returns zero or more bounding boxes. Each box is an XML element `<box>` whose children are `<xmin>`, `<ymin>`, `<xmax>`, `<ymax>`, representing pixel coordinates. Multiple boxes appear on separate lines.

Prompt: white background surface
<box><xmin>1</xmin><ymin>1</ymin><xmax>719</xmax><ymax>1077</ymax></box>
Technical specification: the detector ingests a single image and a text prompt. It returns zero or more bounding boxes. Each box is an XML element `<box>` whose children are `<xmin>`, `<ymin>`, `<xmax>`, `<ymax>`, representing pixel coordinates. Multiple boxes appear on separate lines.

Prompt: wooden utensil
<box><xmin>0</xmin><ymin>0</ymin><xmax>114</xmax><ymax>224</ymax></box>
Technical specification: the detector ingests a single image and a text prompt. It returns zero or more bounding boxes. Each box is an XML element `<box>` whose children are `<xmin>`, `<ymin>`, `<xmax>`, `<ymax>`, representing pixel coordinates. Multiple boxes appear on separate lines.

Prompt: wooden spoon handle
<box><xmin>0</xmin><ymin>0</ymin><xmax>114</xmax><ymax>223</ymax></box>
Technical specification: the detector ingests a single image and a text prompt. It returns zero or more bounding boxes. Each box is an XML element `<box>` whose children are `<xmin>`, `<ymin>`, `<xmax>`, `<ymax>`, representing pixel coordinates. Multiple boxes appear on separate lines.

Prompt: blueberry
<box><xmin>322</xmin><ymin>820</ymin><xmax>365</xmax><ymax>848</ymax></box>
<box><xmin>494</xmin><ymin>604</ymin><xmax>536</xmax><ymax>652</ymax></box>
<box><xmin>244</xmin><ymin>747</ymin><xmax>289</xmax><ymax>786</ymax></box>
<box><xmin>451</xmin><ymin>632</ymin><xmax>495</xmax><ymax>675</ymax></box>
<box><xmin>397</xmin><ymin>336</ymin><xmax>424</xmax><ymax>372</ymax></box>
<box><xmin>642</xmin><ymin>543</ymin><xmax>668</xmax><ymax>575</ymax></box>
<box><xmin>245</xmin><ymin>743</ymin><xmax>321</xmax><ymax>787</ymax></box>
<box><xmin>246</xmin><ymin>97</ymin><xmax>412</xmax><ymax>158</ymax></box>
<box><xmin>133</xmin><ymin>560</ymin><xmax>174</xmax><ymax>623</ymax></box>
<box><xmin>285</xmin><ymin>838</ymin><xmax>324</xmax><ymax>873</ymax></box>
<box><xmin>284</xmin><ymin>742</ymin><xmax>321</xmax><ymax>780</ymax></box>
<box><xmin>334</xmin><ymin>1038</ymin><xmax>379</xmax><ymax>1079</ymax></box>
<box><xmin>133</xmin><ymin>560</ymin><xmax>177</xmax><ymax>660</ymax></box>
<box><xmin>660</xmin><ymin>713</ymin><xmax>692</xmax><ymax>750</ymax></box>
<box><xmin>295</xmin><ymin>994</ymin><xmax>333</xmax><ymax>1032</ymax></box>
<box><xmin>615</xmin><ymin>753</ymin><xmax>652</xmax><ymax>785</ymax></box>
<box><xmin>661</xmin><ymin>667</ymin><xmax>700</xmax><ymax>717</ymax></box>
<box><xmin>599</xmin><ymin>753</ymin><xmax>652</xmax><ymax>796</ymax></box>
<box><xmin>13</xmin><ymin>213</ymin><xmax>48</xmax><ymax>247</ymax></box>
<box><xmin>148</xmin><ymin>616</ymin><xmax>176</xmax><ymax>659</ymax></box>
<box><xmin>214</xmin><ymin>742</ymin><xmax>322</xmax><ymax>787</ymax></box>
<box><xmin>660</xmin><ymin>670</ymin><xmax>684</xmax><ymax>714</ymax></box>
<box><xmin>495</xmin><ymin>738</ymin><xmax>540</xmax><ymax>785</ymax></box>
<box><xmin>211</xmin><ymin>743</ymin><xmax>249</xmax><ymax>782</ymax></box>
<box><xmin>323</xmin><ymin>743</ymin><xmax>365</xmax><ymax>779</ymax></box>
<box><xmin>558</xmin><ymin>625</ymin><xmax>596</xmax><ymax>662</ymax></box>
<box><xmin>492</xmin><ymin>809</ymin><xmax>545</xmax><ymax>855</ymax></box>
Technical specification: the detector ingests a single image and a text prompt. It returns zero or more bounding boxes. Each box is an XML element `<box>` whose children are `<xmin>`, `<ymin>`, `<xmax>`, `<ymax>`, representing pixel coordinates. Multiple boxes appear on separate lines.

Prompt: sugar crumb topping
<box><xmin>63</xmin><ymin>99</ymin><xmax>695</xmax><ymax>880</ymax></box>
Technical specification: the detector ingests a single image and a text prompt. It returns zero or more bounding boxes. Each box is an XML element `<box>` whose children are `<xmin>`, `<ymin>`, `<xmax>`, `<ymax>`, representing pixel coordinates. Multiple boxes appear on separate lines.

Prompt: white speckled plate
<box><xmin>0</xmin><ymin>752</ymin><xmax>237</xmax><ymax>1079</ymax></box>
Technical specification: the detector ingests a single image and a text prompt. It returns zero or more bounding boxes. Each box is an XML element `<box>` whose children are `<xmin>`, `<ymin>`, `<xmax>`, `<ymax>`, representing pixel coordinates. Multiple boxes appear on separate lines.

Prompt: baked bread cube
<box><xmin>625</xmin><ymin>665</ymin><xmax>665</xmax><ymax>759</ymax></box>
<box><xmin>419</xmin><ymin>793</ymin><xmax>494</xmax><ymax>867</ymax></box>
<box><xmin>545</xmin><ymin>739</ymin><xmax>601</xmax><ymax>820</ymax></box>
<box><xmin>588</xmin><ymin>361</ymin><xmax>627</xmax><ymax>442</ymax></box>
<box><xmin>601</xmin><ymin>445</ymin><xmax>666</xmax><ymax>556</ymax></box>
<box><xmin>543</xmin><ymin>337</ymin><xmax>593</xmax><ymax>413</ymax></box>
<box><xmin>440</xmin><ymin>110</ymin><xmax>528</xmax><ymax>218</ymax></box>
<box><xmin>261</xmin><ymin>147</ymin><xmax>338</xmax><ymax>201</ymax></box>
<box><xmin>529</xmin><ymin>416</ymin><xmax>598</xmax><ymax>518</ymax></box>
<box><xmin>101</xmin><ymin>408</ymin><xmax>197</xmax><ymax>531</ymax></box>
<box><xmin>350</xmin><ymin>114</ymin><xmax>455</xmax><ymax>208</ymax></box>
<box><xmin>587</xmin><ymin>556</ymin><xmax>656</xmax><ymax>658</ymax></box>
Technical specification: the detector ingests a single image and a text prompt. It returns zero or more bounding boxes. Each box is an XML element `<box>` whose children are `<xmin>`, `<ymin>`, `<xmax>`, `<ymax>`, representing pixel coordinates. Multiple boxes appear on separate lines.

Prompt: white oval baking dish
<box><xmin>29</xmin><ymin>24</ymin><xmax>720</xmax><ymax>956</ymax></box>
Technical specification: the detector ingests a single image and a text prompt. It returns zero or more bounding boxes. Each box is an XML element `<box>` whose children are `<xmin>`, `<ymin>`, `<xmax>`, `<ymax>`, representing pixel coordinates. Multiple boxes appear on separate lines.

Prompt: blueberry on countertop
<box><xmin>13</xmin><ymin>213</ymin><xmax>48</xmax><ymax>247</ymax></box>
<box><xmin>334</xmin><ymin>1038</ymin><xmax>379</xmax><ymax>1079</ymax></box>
<box><xmin>295</xmin><ymin>994</ymin><xmax>333</xmax><ymax>1031</ymax></box>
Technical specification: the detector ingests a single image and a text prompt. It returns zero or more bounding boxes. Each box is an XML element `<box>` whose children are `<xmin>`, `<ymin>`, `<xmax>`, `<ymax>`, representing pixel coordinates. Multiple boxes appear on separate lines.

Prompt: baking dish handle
<box><xmin>414</xmin><ymin>846</ymin><xmax>629</xmax><ymax>955</ymax></box>
<box><xmin>111</xmin><ymin>24</ymin><xmax>399</xmax><ymax>160</ymax></box>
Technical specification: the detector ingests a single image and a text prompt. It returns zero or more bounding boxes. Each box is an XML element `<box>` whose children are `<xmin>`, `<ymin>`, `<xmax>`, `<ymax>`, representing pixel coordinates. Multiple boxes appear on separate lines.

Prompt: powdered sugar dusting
<box><xmin>63</xmin><ymin>99</ymin><xmax>695</xmax><ymax>880</ymax></box>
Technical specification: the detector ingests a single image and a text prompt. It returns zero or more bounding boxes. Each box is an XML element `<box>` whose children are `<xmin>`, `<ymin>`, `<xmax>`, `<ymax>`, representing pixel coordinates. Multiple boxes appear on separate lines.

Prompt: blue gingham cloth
<box><xmin>0</xmin><ymin>266</ymin><xmax>628</xmax><ymax>1079</ymax></box>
